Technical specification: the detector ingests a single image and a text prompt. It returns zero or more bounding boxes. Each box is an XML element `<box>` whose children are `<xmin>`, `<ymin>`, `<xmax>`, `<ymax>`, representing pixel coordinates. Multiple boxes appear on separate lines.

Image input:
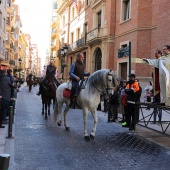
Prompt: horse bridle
<box><xmin>92</xmin><ymin>73</ymin><xmax>114</xmax><ymax>97</ymax></box>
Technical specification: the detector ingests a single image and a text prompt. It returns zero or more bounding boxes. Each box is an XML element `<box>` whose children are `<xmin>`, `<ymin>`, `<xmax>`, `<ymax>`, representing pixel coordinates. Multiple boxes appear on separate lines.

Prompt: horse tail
<box><xmin>53</xmin><ymin>98</ymin><xmax>58</xmax><ymax>121</ymax></box>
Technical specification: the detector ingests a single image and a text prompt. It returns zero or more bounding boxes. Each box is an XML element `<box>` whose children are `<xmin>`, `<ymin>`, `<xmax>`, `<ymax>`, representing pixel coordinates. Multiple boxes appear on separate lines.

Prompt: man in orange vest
<box><xmin>122</xmin><ymin>73</ymin><xmax>140</xmax><ymax>131</ymax></box>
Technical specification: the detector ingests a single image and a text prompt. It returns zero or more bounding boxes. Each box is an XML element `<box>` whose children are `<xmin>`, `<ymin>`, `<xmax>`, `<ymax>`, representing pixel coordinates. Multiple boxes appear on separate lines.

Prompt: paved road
<box><xmin>7</xmin><ymin>85</ymin><xmax>170</xmax><ymax>170</ymax></box>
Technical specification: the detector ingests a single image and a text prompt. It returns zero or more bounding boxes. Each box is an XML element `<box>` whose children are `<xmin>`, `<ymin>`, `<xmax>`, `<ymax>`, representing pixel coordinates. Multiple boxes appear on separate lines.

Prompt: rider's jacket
<box><xmin>46</xmin><ymin>65</ymin><xmax>56</xmax><ymax>77</ymax></box>
<box><xmin>28</xmin><ymin>74</ymin><xmax>32</xmax><ymax>79</ymax></box>
<box><xmin>73</xmin><ymin>60</ymin><xmax>85</xmax><ymax>80</ymax></box>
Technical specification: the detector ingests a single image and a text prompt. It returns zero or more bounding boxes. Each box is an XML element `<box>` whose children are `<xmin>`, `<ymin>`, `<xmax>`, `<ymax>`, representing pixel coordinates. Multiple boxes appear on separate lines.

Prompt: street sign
<box><xmin>131</xmin><ymin>58</ymin><xmax>146</xmax><ymax>63</ymax></box>
<box><xmin>117</xmin><ymin>46</ymin><xmax>129</xmax><ymax>58</ymax></box>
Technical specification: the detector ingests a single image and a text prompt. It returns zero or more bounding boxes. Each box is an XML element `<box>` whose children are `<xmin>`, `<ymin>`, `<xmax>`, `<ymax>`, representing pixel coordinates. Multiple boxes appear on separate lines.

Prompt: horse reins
<box><xmin>92</xmin><ymin>73</ymin><xmax>114</xmax><ymax>97</ymax></box>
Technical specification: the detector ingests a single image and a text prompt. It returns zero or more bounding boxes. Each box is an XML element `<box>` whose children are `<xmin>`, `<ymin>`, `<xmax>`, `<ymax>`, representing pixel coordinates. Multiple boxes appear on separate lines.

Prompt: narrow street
<box><xmin>5</xmin><ymin>85</ymin><xmax>170</xmax><ymax>170</ymax></box>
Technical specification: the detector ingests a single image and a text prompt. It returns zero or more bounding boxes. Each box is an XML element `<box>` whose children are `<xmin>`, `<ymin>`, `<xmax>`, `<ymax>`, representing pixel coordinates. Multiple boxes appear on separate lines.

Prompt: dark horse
<box><xmin>27</xmin><ymin>78</ymin><xmax>33</xmax><ymax>92</ymax></box>
<box><xmin>41</xmin><ymin>73</ymin><xmax>57</xmax><ymax>119</ymax></box>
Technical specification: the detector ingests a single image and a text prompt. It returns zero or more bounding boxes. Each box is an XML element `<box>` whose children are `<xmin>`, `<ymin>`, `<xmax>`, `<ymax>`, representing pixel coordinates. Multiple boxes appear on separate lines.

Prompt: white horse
<box><xmin>53</xmin><ymin>69</ymin><xmax>117</xmax><ymax>140</ymax></box>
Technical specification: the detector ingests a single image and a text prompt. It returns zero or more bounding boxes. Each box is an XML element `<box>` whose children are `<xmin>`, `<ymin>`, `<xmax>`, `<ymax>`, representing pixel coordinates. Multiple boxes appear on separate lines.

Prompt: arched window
<box><xmin>95</xmin><ymin>48</ymin><xmax>102</xmax><ymax>71</ymax></box>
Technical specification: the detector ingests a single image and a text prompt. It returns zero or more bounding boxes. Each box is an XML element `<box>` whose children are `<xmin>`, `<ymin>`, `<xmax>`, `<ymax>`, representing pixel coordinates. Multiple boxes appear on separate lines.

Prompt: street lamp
<box><xmin>60</xmin><ymin>45</ymin><xmax>68</xmax><ymax>80</ymax></box>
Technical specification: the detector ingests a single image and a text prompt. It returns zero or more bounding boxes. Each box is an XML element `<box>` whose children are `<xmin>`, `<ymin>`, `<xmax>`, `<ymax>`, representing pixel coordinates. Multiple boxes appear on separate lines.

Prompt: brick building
<box><xmin>57</xmin><ymin>0</ymin><xmax>170</xmax><ymax>86</ymax></box>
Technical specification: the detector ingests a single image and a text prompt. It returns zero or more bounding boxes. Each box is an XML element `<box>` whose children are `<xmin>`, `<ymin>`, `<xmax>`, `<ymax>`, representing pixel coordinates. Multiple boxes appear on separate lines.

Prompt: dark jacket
<box><xmin>46</xmin><ymin>65</ymin><xmax>56</xmax><ymax>77</ymax></box>
<box><xmin>0</xmin><ymin>74</ymin><xmax>12</xmax><ymax>101</ymax></box>
<box><xmin>7</xmin><ymin>73</ymin><xmax>14</xmax><ymax>84</ymax></box>
<box><xmin>109</xmin><ymin>90</ymin><xmax>118</xmax><ymax>105</ymax></box>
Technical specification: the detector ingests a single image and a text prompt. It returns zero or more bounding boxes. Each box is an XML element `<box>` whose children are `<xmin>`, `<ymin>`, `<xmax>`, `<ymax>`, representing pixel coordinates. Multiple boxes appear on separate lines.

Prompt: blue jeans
<box><xmin>72</xmin><ymin>80</ymin><xmax>80</xmax><ymax>97</ymax></box>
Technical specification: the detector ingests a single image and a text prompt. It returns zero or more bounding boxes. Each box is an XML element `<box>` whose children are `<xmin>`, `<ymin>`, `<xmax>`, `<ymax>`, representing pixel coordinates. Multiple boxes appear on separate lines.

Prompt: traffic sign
<box><xmin>131</xmin><ymin>58</ymin><xmax>146</xmax><ymax>63</ymax></box>
<box><xmin>117</xmin><ymin>46</ymin><xmax>129</xmax><ymax>58</ymax></box>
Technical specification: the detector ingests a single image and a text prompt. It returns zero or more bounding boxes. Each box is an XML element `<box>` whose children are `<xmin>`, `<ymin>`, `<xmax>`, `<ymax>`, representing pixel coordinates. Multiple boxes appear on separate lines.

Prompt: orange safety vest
<box><xmin>126</xmin><ymin>82</ymin><xmax>139</xmax><ymax>93</ymax></box>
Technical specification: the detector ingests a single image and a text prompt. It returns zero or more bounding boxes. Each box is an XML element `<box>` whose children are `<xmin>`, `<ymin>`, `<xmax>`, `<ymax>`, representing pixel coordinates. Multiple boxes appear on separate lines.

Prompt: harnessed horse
<box><xmin>41</xmin><ymin>72</ymin><xmax>57</xmax><ymax>119</ymax></box>
<box><xmin>53</xmin><ymin>69</ymin><xmax>117</xmax><ymax>140</ymax></box>
<box><xmin>27</xmin><ymin>77</ymin><xmax>33</xmax><ymax>92</ymax></box>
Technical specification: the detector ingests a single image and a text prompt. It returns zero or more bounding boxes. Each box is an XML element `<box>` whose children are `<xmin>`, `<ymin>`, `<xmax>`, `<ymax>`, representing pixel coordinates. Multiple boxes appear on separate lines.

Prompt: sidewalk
<box><xmin>0</xmin><ymin>84</ymin><xmax>24</xmax><ymax>155</ymax></box>
<box><xmin>0</xmin><ymin>124</ymin><xmax>8</xmax><ymax>154</ymax></box>
<box><xmin>97</xmin><ymin>108</ymin><xmax>170</xmax><ymax>150</ymax></box>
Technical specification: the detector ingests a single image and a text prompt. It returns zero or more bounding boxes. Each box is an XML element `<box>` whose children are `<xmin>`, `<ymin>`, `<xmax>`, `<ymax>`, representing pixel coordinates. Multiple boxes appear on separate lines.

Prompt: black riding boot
<box><xmin>36</xmin><ymin>83</ymin><xmax>43</xmax><ymax>95</ymax></box>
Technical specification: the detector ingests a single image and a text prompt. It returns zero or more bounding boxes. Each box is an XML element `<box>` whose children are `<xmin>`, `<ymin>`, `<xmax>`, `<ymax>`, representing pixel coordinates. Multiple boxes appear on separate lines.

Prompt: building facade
<box><xmin>0</xmin><ymin>0</ymin><xmax>7</xmax><ymax>65</ymax></box>
<box><xmin>56</xmin><ymin>0</ymin><xmax>170</xmax><ymax>86</ymax></box>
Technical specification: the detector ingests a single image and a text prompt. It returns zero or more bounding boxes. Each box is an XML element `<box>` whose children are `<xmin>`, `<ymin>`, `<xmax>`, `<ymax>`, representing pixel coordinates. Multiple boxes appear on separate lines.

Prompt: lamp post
<box><xmin>60</xmin><ymin>45</ymin><xmax>68</xmax><ymax>80</ymax></box>
<box><xmin>18</xmin><ymin>58</ymin><xmax>22</xmax><ymax>79</ymax></box>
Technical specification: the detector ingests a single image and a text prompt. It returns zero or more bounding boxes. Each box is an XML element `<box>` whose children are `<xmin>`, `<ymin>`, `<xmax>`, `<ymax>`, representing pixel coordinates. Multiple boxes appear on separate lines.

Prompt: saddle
<box><xmin>63</xmin><ymin>79</ymin><xmax>87</xmax><ymax>99</ymax></box>
<box><xmin>63</xmin><ymin>88</ymin><xmax>71</xmax><ymax>98</ymax></box>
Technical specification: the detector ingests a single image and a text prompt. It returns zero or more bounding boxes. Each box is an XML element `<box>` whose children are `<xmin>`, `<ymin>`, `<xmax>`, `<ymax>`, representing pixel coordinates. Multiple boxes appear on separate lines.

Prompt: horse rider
<box><xmin>36</xmin><ymin>60</ymin><xmax>60</xmax><ymax>95</ymax></box>
<box><xmin>27</xmin><ymin>72</ymin><xmax>33</xmax><ymax>84</ymax></box>
<box><xmin>28</xmin><ymin>72</ymin><xmax>33</xmax><ymax>80</ymax></box>
<box><xmin>69</xmin><ymin>52</ymin><xmax>90</xmax><ymax>107</ymax></box>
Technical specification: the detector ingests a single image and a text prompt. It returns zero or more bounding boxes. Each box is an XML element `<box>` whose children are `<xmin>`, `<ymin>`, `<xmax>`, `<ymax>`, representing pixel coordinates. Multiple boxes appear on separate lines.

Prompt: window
<box><xmin>7</xmin><ymin>0</ymin><xmax>10</xmax><ymax>7</ymax></box>
<box><xmin>77</xmin><ymin>28</ymin><xmax>80</xmax><ymax>40</ymax></box>
<box><xmin>0</xmin><ymin>12</ymin><xmax>2</xmax><ymax>28</ymax></box>
<box><xmin>121</xmin><ymin>44</ymin><xmax>127</xmax><ymax>48</ymax></box>
<box><xmin>84</xmin><ymin>23</ymin><xmax>88</xmax><ymax>41</ymax></box>
<box><xmin>3</xmin><ymin>18</ymin><xmax>5</xmax><ymax>32</ymax></box>
<box><xmin>97</xmin><ymin>11</ymin><xmax>101</xmax><ymax>32</ymax></box>
<box><xmin>62</xmin><ymin>16</ymin><xmax>65</xmax><ymax>26</ymax></box>
<box><xmin>5</xmin><ymin>50</ymin><xmax>9</xmax><ymax>60</ymax></box>
<box><xmin>3</xmin><ymin>41</ymin><xmax>5</xmax><ymax>55</ymax></box>
<box><xmin>61</xmin><ymin>38</ymin><xmax>64</xmax><ymax>47</ymax></box>
<box><xmin>121</xmin><ymin>0</ymin><xmax>131</xmax><ymax>22</ymax></box>
<box><xmin>72</xmin><ymin>7</ymin><xmax>75</xmax><ymax>19</ymax></box>
<box><xmin>0</xmin><ymin>37</ymin><xmax>1</xmax><ymax>54</ymax></box>
<box><xmin>86</xmin><ymin>0</ymin><xmax>89</xmax><ymax>6</ymax></box>
<box><xmin>71</xmin><ymin>32</ymin><xmax>74</xmax><ymax>43</ymax></box>
<box><xmin>83</xmin><ymin>52</ymin><xmax>86</xmax><ymax>69</ymax></box>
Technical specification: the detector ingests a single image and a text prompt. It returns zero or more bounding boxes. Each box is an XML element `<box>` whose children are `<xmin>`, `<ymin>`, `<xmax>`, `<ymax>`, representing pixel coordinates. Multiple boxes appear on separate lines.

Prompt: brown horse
<box><xmin>41</xmin><ymin>72</ymin><xmax>57</xmax><ymax>119</ymax></box>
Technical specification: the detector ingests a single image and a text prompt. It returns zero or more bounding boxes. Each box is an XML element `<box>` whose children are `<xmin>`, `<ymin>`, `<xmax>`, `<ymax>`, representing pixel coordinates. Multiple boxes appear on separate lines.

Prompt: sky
<box><xmin>15</xmin><ymin>0</ymin><xmax>53</xmax><ymax>67</ymax></box>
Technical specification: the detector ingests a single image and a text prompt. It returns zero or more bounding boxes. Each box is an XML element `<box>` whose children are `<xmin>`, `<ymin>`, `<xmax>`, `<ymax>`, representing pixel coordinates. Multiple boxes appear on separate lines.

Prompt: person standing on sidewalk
<box><xmin>0</xmin><ymin>95</ymin><xmax>5</xmax><ymax>128</ymax></box>
<box><xmin>7</xmin><ymin>69</ymin><xmax>15</xmax><ymax>99</ymax></box>
<box><xmin>122</xmin><ymin>74</ymin><xmax>140</xmax><ymax>131</ymax></box>
<box><xmin>152</xmin><ymin>50</ymin><xmax>162</xmax><ymax>124</ymax></box>
<box><xmin>0</xmin><ymin>70</ymin><xmax>12</xmax><ymax>124</ymax></box>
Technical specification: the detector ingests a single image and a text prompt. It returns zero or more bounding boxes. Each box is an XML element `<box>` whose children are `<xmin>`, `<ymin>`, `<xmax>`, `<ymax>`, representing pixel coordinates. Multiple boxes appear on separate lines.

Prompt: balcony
<box><xmin>70</xmin><ymin>37</ymin><xmax>86</xmax><ymax>51</ymax></box>
<box><xmin>86</xmin><ymin>27</ymin><xmax>102</xmax><ymax>44</ymax></box>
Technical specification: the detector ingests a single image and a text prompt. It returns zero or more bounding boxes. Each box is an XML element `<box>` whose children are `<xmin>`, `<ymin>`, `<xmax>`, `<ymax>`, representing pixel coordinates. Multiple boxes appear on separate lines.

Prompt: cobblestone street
<box><xmin>6</xmin><ymin>85</ymin><xmax>170</xmax><ymax>170</ymax></box>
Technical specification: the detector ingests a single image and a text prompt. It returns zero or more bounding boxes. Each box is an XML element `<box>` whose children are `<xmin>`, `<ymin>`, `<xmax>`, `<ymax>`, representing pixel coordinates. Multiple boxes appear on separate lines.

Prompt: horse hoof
<box><xmin>90</xmin><ymin>134</ymin><xmax>95</xmax><ymax>140</ymax></box>
<box><xmin>65</xmin><ymin>127</ymin><xmax>70</xmax><ymax>131</ymax></box>
<box><xmin>84</xmin><ymin>136</ymin><xmax>90</xmax><ymax>141</ymax></box>
<box><xmin>57</xmin><ymin>122</ymin><xmax>61</xmax><ymax>126</ymax></box>
<box><xmin>48</xmin><ymin>113</ymin><xmax>51</xmax><ymax>116</ymax></box>
<box><xmin>42</xmin><ymin>113</ymin><xmax>44</xmax><ymax>115</ymax></box>
<box><xmin>45</xmin><ymin>116</ymin><xmax>48</xmax><ymax>120</ymax></box>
